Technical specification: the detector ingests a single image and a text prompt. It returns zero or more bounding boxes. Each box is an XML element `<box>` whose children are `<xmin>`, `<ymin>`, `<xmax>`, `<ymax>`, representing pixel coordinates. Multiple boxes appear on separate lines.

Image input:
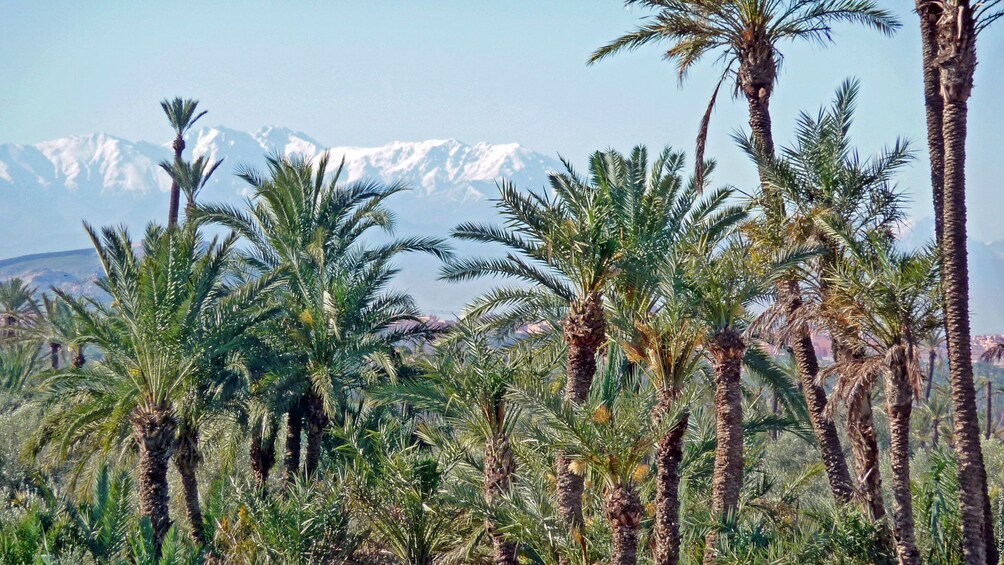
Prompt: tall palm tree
<box><xmin>158</xmin><ymin>155</ymin><xmax>224</xmax><ymax>222</ymax></box>
<box><xmin>160</xmin><ymin>98</ymin><xmax>207</xmax><ymax>228</ymax></box>
<box><xmin>442</xmin><ymin>154</ymin><xmax>620</xmax><ymax>536</ymax></box>
<box><xmin>592</xmin><ymin>3</ymin><xmax>898</xmax><ymax>509</ymax></box>
<box><xmin>923</xmin><ymin>330</ymin><xmax>944</xmax><ymax>401</ymax></box>
<box><xmin>29</xmin><ymin>223</ymin><xmax>274</xmax><ymax>554</ymax></box>
<box><xmin>826</xmin><ymin>242</ymin><xmax>942</xmax><ymax>565</ymax></box>
<box><xmin>198</xmin><ymin>153</ymin><xmax>448</xmax><ymax>482</ymax></box>
<box><xmin>932</xmin><ymin>2</ymin><xmax>1003</xmax><ymax>561</ymax></box>
<box><xmin>590</xmin><ymin>0</ymin><xmax>898</xmax><ymax>185</ymax></box>
<box><xmin>742</xmin><ymin>79</ymin><xmax>911</xmax><ymax>516</ymax></box>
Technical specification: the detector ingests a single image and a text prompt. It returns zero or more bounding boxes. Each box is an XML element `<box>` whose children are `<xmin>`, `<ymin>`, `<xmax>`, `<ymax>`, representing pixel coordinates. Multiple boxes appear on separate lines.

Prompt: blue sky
<box><xmin>2</xmin><ymin>1</ymin><xmax>1002</xmax><ymax>240</ymax></box>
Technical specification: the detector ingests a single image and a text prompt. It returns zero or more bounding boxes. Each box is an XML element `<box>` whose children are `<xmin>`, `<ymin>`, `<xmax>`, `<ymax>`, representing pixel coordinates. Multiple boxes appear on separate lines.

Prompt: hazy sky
<box><xmin>2</xmin><ymin>1</ymin><xmax>1002</xmax><ymax>239</ymax></box>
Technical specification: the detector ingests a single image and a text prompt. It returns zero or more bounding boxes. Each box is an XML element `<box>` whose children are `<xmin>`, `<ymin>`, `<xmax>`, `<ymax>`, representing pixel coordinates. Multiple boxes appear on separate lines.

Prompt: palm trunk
<box><xmin>704</xmin><ymin>329</ymin><xmax>746</xmax><ymax>565</ymax></box>
<box><xmin>72</xmin><ymin>346</ymin><xmax>85</xmax><ymax>368</ymax></box>
<box><xmin>787</xmin><ymin>283</ymin><xmax>856</xmax><ymax>505</ymax></box>
<box><xmin>174</xmin><ymin>427</ymin><xmax>206</xmax><ymax>546</ymax></box>
<box><xmin>605</xmin><ymin>484</ymin><xmax>641</xmax><ymax>565</ymax></box>
<box><xmin>284</xmin><ymin>397</ymin><xmax>304</xmax><ymax>488</ymax></box>
<box><xmin>654</xmin><ymin>405</ymin><xmax>688</xmax><ymax>565</ymax></box>
<box><xmin>303</xmin><ymin>390</ymin><xmax>328</xmax><ymax>479</ymax></box>
<box><xmin>937</xmin><ymin>5</ymin><xmax>994</xmax><ymax>562</ymax></box>
<box><xmin>925</xmin><ymin>350</ymin><xmax>937</xmax><ymax>401</ymax></box>
<box><xmin>986</xmin><ymin>379</ymin><xmax>993</xmax><ymax>440</ymax></box>
<box><xmin>485</xmin><ymin>432</ymin><xmax>517</xmax><ymax>565</ymax></box>
<box><xmin>168</xmin><ymin>136</ymin><xmax>184</xmax><ymax>228</ymax></box>
<box><xmin>250</xmin><ymin>427</ymin><xmax>278</xmax><ymax>495</ymax></box>
<box><xmin>848</xmin><ymin>391</ymin><xmax>886</xmax><ymax>523</ymax></box>
<box><xmin>557</xmin><ymin>291</ymin><xmax>605</xmax><ymax>538</ymax></box>
<box><xmin>916</xmin><ymin>0</ymin><xmax>946</xmax><ymax>246</ymax></box>
<box><xmin>49</xmin><ymin>342</ymin><xmax>60</xmax><ymax>370</ymax></box>
<box><xmin>131</xmin><ymin>405</ymin><xmax>177</xmax><ymax>556</ymax></box>
<box><xmin>886</xmin><ymin>346</ymin><xmax>919</xmax><ymax>565</ymax></box>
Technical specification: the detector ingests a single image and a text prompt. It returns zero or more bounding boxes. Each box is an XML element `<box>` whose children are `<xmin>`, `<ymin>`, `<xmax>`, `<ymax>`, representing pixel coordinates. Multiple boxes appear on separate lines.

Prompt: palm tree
<box><xmin>923</xmin><ymin>330</ymin><xmax>944</xmax><ymax>401</ymax></box>
<box><xmin>680</xmin><ymin>236</ymin><xmax>801</xmax><ymax>564</ymax></box>
<box><xmin>601</xmin><ymin>146</ymin><xmax>744</xmax><ymax>565</ymax></box>
<box><xmin>932</xmin><ymin>3</ymin><xmax>1003</xmax><ymax>561</ymax></box>
<box><xmin>160</xmin><ymin>98</ymin><xmax>207</xmax><ymax>228</ymax></box>
<box><xmin>158</xmin><ymin>155</ymin><xmax>224</xmax><ymax>222</ymax></box>
<box><xmin>442</xmin><ymin>154</ymin><xmax>620</xmax><ymax>535</ymax></box>
<box><xmin>590</xmin><ymin>0</ymin><xmax>898</xmax><ymax>185</ymax></box>
<box><xmin>29</xmin><ymin>223</ymin><xmax>274</xmax><ymax>554</ymax></box>
<box><xmin>592</xmin><ymin>5</ymin><xmax>898</xmax><ymax>509</ymax></box>
<box><xmin>0</xmin><ymin>278</ymin><xmax>38</xmax><ymax>339</ymax></box>
<box><xmin>393</xmin><ymin>326</ymin><xmax>532</xmax><ymax>565</ymax></box>
<box><xmin>826</xmin><ymin>242</ymin><xmax>942</xmax><ymax>565</ymax></box>
<box><xmin>916</xmin><ymin>1</ymin><xmax>946</xmax><ymax>245</ymax></box>
<box><xmin>742</xmin><ymin>79</ymin><xmax>912</xmax><ymax>513</ymax></box>
<box><xmin>346</xmin><ymin>424</ymin><xmax>464</xmax><ymax>565</ymax></box>
<box><xmin>198</xmin><ymin>153</ymin><xmax>448</xmax><ymax>482</ymax></box>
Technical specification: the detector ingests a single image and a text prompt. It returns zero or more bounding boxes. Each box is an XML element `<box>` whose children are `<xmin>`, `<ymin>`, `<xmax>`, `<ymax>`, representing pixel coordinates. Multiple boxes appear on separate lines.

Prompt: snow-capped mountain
<box><xmin>0</xmin><ymin>128</ymin><xmax>564</xmax><ymax>316</ymax></box>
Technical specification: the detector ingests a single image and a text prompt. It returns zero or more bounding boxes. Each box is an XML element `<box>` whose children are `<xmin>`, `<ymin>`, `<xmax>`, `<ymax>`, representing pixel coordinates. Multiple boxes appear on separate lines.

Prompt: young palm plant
<box><xmin>391</xmin><ymin>325</ymin><xmax>533</xmax><ymax>565</ymax></box>
<box><xmin>515</xmin><ymin>356</ymin><xmax>684</xmax><ymax>565</ymax></box>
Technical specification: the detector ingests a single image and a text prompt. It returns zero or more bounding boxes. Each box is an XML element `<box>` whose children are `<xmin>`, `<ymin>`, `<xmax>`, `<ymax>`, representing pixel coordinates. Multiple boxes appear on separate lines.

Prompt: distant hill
<box><xmin>0</xmin><ymin>248</ymin><xmax>103</xmax><ymax>299</ymax></box>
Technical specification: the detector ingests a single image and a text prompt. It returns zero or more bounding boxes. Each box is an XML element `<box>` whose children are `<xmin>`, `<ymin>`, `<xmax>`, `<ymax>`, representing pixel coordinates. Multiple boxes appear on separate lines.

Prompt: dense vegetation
<box><xmin>2</xmin><ymin>1</ymin><xmax>1003</xmax><ymax>564</ymax></box>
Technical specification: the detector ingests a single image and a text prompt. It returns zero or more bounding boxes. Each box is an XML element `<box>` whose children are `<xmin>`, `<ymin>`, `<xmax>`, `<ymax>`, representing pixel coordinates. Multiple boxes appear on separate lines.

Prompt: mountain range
<box><xmin>2</xmin><ymin>128</ymin><xmax>1004</xmax><ymax>332</ymax></box>
<box><xmin>0</xmin><ymin>127</ymin><xmax>562</xmax><ymax>315</ymax></box>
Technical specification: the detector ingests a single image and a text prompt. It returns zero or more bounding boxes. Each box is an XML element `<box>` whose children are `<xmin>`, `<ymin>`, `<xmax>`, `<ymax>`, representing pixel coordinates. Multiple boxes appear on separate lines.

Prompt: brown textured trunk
<box><xmin>485</xmin><ymin>432</ymin><xmax>517</xmax><ymax>565</ymax></box>
<box><xmin>168</xmin><ymin>136</ymin><xmax>184</xmax><ymax>228</ymax></box>
<box><xmin>131</xmin><ymin>405</ymin><xmax>177</xmax><ymax>556</ymax></box>
<box><xmin>886</xmin><ymin>346</ymin><xmax>919</xmax><ymax>565</ymax></box>
<box><xmin>174</xmin><ymin>427</ymin><xmax>206</xmax><ymax>546</ymax></box>
<box><xmin>703</xmin><ymin>329</ymin><xmax>746</xmax><ymax>565</ymax></box>
<box><xmin>557</xmin><ymin>291</ymin><xmax>605</xmax><ymax>542</ymax></box>
<box><xmin>49</xmin><ymin>342</ymin><xmax>60</xmax><ymax>370</ymax></box>
<box><xmin>654</xmin><ymin>403</ymin><xmax>688</xmax><ymax>565</ymax></box>
<box><xmin>72</xmin><ymin>346</ymin><xmax>85</xmax><ymax>368</ymax></box>
<box><xmin>917</xmin><ymin>0</ymin><xmax>946</xmax><ymax>246</ymax></box>
<box><xmin>932</xmin><ymin>416</ymin><xmax>941</xmax><ymax>449</ymax></box>
<box><xmin>787</xmin><ymin>283</ymin><xmax>856</xmax><ymax>505</ymax></box>
<box><xmin>303</xmin><ymin>390</ymin><xmax>328</xmax><ymax>479</ymax></box>
<box><xmin>283</xmin><ymin>398</ymin><xmax>304</xmax><ymax>488</ymax></box>
<box><xmin>250</xmin><ymin>428</ymin><xmax>278</xmax><ymax>494</ymax></box>
<box><xmin>848</xmin><ymin>390</ymin><xmax>886</xmax><ymax>523</ymax></box>
<box><xmin>605</xmin><ymin>484</ymin><xmax>641</xmax><ymax>565</ymax></box>
<box><xmin>936</xmin><ymin>4</ymin><xmax>994</xmax><ymax>562</ymax></box>
<box><xmin>986</xmin><ymin>379</ymin><xmax>993</xmax><ymax>440</ymax></box>
<box><xmin>925</xmin><ymin>349</ymin><xmax>937</xmax><ymax>401</ymax></box>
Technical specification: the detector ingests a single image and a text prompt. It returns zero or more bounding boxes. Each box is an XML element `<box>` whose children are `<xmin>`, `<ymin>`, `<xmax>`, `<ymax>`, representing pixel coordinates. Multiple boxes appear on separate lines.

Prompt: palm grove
<box><xmin>1</xmin><ymin>1</ymin><xmax>1003</xmax><ymax>564</ymax></box>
